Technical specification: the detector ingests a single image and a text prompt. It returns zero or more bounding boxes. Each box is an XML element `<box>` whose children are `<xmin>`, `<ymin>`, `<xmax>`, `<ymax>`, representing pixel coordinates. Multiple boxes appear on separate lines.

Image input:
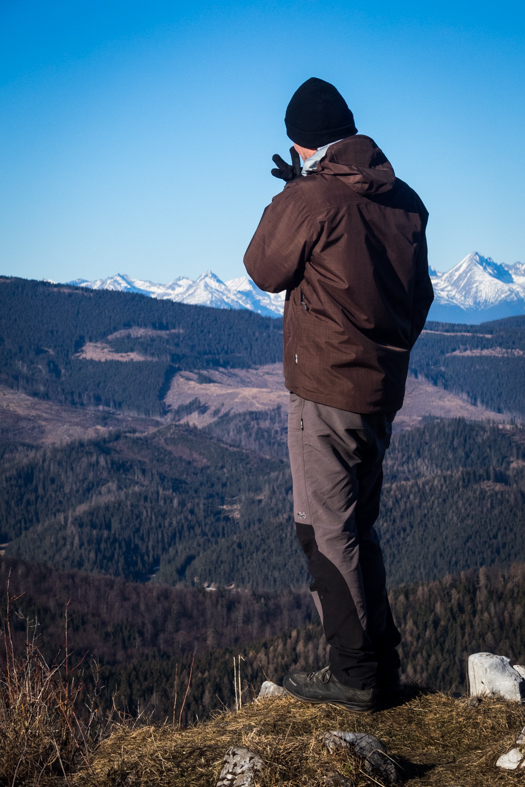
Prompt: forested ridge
<box><xmin>2</xmin><ymin>555</ymin><xmax>524</xmax><ymax>724</ymax></box>
<box><xmin>0</xmin><ymin>425</ymin><xmax>303</xmax><ymax>588</ymax></box>
<box><xmin>0</xmin><ymin>277</ymin><xmax>282</xmax><ymax>415</ymax></box>
<box><xmin>379</xmin><ymin>418</ymin><xmax>525</xmax><ymax>585</ymax></box>
<box><xmin>411</xmin><ymin>316</ymin><xmax>525</xmax><ymax>417</ymax></box>
<box><xmin>1</xmin><ymin>418</ymin><xmax>524</xmax><ymax>590</ymax></box>
<box><xmin>2</xmin><ymin>276</ymin><xmax>525</xmax><ymax>420</ymax></box>
<box><xmin>203</xmin><ymin>406</ymin><xmax>289</xmax><ymax>461</ymax></box>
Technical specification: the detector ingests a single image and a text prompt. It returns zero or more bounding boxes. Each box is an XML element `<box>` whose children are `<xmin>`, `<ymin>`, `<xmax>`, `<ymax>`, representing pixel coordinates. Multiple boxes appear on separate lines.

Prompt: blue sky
<box><xmin>1</xmin><ymin>0</ymin><xmax>524</xmax><ymax>284</ymax></box>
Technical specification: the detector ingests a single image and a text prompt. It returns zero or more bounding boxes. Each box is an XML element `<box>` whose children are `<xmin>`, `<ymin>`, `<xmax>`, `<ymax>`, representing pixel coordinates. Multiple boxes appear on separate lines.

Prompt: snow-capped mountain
<box><xmin>428</xmin><ymin>252</ymin><xmax>525</xmax><ymax>323</ymax></box>
<box><xmin>68</xmin><ymin>273</ymin><xmax>193</xmax><ymax>300</ymax></box>
<box><xmin>68</xmin><ymin>251</ymin><xmax>525</xmax><ymax>325</ymax></box>
<box><xmin>68</xmin><ymin>271</ymin><xmax>285</xmax><ymax>318</ymax></box>
<box><xmin>226</xmin><ymin>276</ymin><xmax>285</xmax><ymax>317</ymax></box>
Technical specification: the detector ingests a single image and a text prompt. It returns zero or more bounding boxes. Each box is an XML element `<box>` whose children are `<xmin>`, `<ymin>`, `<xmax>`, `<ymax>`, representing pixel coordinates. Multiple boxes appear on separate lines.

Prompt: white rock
<box><xmin>216</xmin><ymin>747</ymin><xmax>263</xmax><ymax>787</ymax></box>
<box><xmin>514</xmin><ymin>664</ymin><xmax>525</xmax><ymax>680</ymax></box>
<box><xmin>496</xmin><ymin>748</ymin><xmax>524</xmax><ymax>770</ymax></box>
<box><xmin>516</xmin><ymin>726</ymin><xmax>525</xmax><ymax>745</ymax></box>
<box><xmin>468</xmin><ymin>653</ymin><xmax>525</xmax><ymax>702</ymax></box>
<box><xmin>257</xmin><ymin>681</ymin><xmax>286</xmax><ymax>698</ymax></box>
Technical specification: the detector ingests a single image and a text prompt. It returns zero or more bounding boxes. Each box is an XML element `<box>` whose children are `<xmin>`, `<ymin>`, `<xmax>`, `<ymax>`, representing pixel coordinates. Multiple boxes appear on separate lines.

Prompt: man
<box><xmin>244</xmin><ymin>77</ymin><xmax>434</xmax><ymax>712</ymax></box>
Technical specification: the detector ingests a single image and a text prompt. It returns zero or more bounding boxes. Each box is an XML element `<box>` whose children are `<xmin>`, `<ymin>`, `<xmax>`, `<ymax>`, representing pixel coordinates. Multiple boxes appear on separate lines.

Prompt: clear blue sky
<box><xmin>1</xmin><ymin>0</ymin><xmax>524</xmax><ymax>284</ymax></box>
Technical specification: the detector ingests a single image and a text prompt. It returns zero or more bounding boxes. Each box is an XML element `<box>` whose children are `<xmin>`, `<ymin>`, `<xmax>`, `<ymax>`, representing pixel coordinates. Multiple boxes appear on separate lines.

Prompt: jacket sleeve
<box><xmin>243</xmin><ymin>183</ymin><xmax>318</xmax><ymax>293</ymax></box>
<box><xmin>409</xmin><ymin>232</ymin><xmax>434</xmax><ymax>348</ymax></box>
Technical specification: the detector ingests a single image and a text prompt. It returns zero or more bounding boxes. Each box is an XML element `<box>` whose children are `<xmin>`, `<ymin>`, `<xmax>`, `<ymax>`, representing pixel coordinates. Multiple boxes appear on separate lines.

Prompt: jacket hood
<box><xmin>316</xmin><ymin>135</ymin><xmax>395</xmax><ymax>196</ymax></box>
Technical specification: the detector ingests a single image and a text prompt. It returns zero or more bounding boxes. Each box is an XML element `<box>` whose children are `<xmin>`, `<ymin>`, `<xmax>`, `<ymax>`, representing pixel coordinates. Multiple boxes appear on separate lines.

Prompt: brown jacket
<box><xmin>244</xmin><ymin>135</ymin><xmax>434</xmax><ymax>414</ymax></box>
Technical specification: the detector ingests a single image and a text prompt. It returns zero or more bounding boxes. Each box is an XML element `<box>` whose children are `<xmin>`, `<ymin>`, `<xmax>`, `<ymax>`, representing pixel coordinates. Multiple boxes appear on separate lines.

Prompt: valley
<box><xmin>1</xmin><ymin>277</ymin><xmax>525</xmax><ymax>728</ymax></box>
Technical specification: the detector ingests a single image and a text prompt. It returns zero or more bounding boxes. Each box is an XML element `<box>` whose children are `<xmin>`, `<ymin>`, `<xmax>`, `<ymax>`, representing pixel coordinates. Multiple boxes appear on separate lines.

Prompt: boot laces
<box><xmin>307</xmin><ymin>666</ymin><xmax>332</xmax><ymax>684</ymax></box>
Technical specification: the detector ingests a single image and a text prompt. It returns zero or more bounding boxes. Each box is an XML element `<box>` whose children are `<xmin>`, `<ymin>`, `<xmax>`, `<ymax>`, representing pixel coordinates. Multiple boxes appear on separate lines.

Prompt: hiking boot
<box><xmin>283</xmin><ymin>666</ymin><xmax>376</xmax><ymax>712</ymax></box>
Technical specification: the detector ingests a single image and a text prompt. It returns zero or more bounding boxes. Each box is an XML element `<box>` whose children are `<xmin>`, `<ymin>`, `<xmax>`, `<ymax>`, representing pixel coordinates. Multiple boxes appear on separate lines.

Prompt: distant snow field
<box><xmin>67</xmin><ymin>251</ymin><xmax>525</xmax><ymax>324</ymax></box>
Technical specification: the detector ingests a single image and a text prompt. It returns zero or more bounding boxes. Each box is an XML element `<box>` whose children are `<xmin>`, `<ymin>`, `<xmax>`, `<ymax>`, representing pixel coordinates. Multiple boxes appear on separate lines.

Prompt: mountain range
<box><xmin>68</xmin><ymin>251</ymin><xmax>524</xmax><ymax>323</ymax></box>
<box><xmin>69</xmin><ymin>270</ymin><xmax>285</xmax><ymax>318</ymax></box>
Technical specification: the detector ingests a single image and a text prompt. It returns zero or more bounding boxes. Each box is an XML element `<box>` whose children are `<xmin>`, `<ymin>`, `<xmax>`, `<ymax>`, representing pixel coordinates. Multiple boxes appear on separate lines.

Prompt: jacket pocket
<box><xmin>300</xmin><ymin>289</ymin><xmax>310</xmax><ymax>312</ymax></box>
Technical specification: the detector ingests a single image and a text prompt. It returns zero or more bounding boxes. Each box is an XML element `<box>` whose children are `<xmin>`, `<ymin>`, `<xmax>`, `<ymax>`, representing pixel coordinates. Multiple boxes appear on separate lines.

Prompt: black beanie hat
<box><xmin>285</xmin><ymin>77</ymin><xmax>357</xmax><ymax>149</ymax></box>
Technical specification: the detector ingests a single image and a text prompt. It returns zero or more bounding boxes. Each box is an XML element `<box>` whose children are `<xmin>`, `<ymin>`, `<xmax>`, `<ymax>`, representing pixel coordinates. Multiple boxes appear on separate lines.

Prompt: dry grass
<box><xmin>74</xmin><ymin>690</ymin><xmax>525</xmax><ymax>787</ymax></box>
<box><xmin>0</xmin><ymin>589</ymin><xmax>139</xmax><ymax>787</ymax></box>
<box><xmin>0</xmin><ymin>604</ymin><xmax>78</xmax><ymax>785</ymax></box>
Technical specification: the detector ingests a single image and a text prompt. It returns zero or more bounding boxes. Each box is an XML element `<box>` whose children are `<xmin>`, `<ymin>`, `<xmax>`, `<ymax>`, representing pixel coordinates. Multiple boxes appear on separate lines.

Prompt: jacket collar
<box><xmin>302</xmin><ymin>139</ymin><xmax>343</xmax><ymax>176</ymax></box>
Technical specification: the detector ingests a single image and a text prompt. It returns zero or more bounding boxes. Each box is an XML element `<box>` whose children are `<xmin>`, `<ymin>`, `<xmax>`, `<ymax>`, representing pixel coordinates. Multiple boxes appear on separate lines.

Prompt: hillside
<box><xmin>2</xmin><ymin>555</ymin><xmax>525</xmax><ymax>724</ymax></box>
<box><xmin>379</xmin><ymin>418</ymin><xmax>525</xmax><ymax>586</ymax></box>
<box><xmin>3</xmin><ymin>276</ymin><xmax>525</xmax><ymax>424</ymax></box>
<box><xmin>411</xmin><ymin>317</ymin><xmax>525</xmax><ymax>417</ymax></box>
<box><xmin>0</xmin><ymin>425</ymin><xmax>302</xmax><ymax>587</ymax></box>
<box><xmin>2</xmin><ymin>418</ymin><xmax>524</xmax><ymax>590</ymax></box>
<box><xmin>0</xmin><ymin>276</ymin><xmax>282</xmax><ymax>416</ymax></box>
<box><xmin>163</xmin><ymin>364</ymin><xmax>509</xmax><ymax>432</ymax></box>
<box><xmin>2</xmin><ymin>279</ymin><xmax>525</xmax><ymax>596</ymax></box>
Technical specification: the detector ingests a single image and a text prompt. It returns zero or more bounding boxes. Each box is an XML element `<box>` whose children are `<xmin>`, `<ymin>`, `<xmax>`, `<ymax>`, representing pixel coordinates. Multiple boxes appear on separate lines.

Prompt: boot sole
<box><xmin>284</xmin><ymin>685</ymin><xmax>375</xmax><ymax>713</ymax></box>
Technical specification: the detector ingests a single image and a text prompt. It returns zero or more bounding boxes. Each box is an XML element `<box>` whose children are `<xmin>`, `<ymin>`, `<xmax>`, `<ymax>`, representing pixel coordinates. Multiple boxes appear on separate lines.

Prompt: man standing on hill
<box><xmin>244</xmin><ymin>77</ymin><xmax>434</xmax><ymax>712</ymax></box>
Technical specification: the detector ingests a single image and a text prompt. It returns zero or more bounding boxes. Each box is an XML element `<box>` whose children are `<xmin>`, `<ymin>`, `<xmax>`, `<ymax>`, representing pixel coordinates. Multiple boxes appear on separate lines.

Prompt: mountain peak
<box><xmin>460</xmin><ymin>252</ymin><xmax>514</xmax><ymax>283</ymax></box>
<box><xmin>452</xmin><ymin>251</ymin><xmax>514</xmax><ymax>284</ymax></box>
<box><xmin>430</xmin><ymin>250</ymin><xmax>524</xmax><ymax>316</ymax></box>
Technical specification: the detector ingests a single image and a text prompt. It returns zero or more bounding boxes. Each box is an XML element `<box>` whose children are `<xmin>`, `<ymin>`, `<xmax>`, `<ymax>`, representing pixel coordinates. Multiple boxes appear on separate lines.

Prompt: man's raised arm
<box><xmin>244</xmin><ymin>185</ymin><xmax>317</xmax><ymax>294</ymax></box>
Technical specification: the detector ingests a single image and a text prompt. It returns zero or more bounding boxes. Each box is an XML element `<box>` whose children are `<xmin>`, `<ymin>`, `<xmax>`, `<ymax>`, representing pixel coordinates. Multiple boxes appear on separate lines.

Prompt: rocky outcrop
<box><xmin>257</xmin><ymin>680</ymin><xmax>286</xmax><ymax>698</ymax></box>
<box><xmin>468</xmin><ymin>653</ymin><xmax>525</xmax><ymax>702</ymax></box>
<box><xmin>467</xmin><ymin>653</ymin><xmax>525</xmax><ymax>771</ymax></box>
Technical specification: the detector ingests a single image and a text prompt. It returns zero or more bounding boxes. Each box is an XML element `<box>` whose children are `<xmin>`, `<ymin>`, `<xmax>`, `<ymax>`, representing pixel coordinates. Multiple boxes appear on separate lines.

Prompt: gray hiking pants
<box><xmin>288</xmin><ymin>393</ymin><xmax>400</xmax><ymax>689</ymax></box>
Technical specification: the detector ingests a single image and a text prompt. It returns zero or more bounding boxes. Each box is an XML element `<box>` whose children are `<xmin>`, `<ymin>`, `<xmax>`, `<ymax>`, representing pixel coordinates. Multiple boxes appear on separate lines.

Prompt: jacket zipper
<box><xmin>300</xmin><ymin>291</ymin><xmax>309</xmax><ymax>311</ymax></box>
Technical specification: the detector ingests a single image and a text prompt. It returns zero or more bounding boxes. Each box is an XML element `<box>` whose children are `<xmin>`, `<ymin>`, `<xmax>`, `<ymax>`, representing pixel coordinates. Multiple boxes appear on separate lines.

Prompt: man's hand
<box><xmin>271</xmin><ymin>146</ymin><xmax>302</xmax><ymax>181</ymax></box>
